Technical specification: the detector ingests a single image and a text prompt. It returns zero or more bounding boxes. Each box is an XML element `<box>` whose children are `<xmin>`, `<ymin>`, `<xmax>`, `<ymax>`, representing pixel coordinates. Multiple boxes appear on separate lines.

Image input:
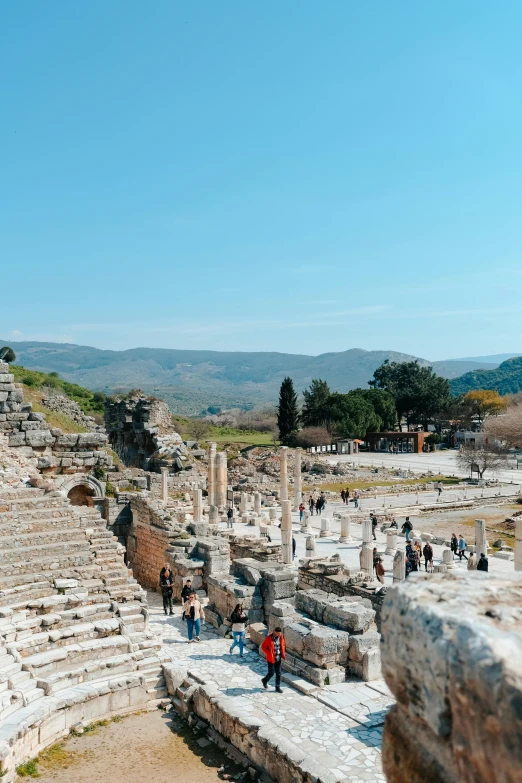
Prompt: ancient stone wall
<box><xmin>126</xmin><ymin>495</ymin><xmax>178</xmax><ymax>590</ymax></box>
<box><xmin>381</xmin><ymin>571</ymin><xmax>522</xmax><ymax>783</ymax></box>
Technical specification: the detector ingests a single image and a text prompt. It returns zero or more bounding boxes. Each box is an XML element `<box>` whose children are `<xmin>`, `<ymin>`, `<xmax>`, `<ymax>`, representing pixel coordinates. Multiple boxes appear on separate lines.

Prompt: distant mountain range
<box><xmin>450</xmin><ymin>356</ymin><xmax>522</xmax><ymax>396</ymax></box>
<box><xmin>4</xmin><ymin>340</ymin><xmax>517</xmax><ymax>415</ymax></box>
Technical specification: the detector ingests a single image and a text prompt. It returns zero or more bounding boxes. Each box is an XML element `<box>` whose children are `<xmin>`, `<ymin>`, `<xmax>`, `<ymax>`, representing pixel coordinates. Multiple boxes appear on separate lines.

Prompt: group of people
<box><xmin>341</xmin><ymin>488</ymin><xmax>360</xmax><ymax>508</ymax></box>
<box><xmin>159</xmin><ymin>566</ymin><xmax>205</xmax><ymax>642</ymax></box>
<box><xmin>308</xmin><ymin>493</ymin><xmax>326</xmax><ymax>515</ymax></box>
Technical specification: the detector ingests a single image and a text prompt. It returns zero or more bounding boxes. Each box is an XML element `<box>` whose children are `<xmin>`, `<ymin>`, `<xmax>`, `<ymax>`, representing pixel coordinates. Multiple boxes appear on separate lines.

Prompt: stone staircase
<box><xmin>0</xmin><ymin>485</ymin><xmax>166</xmax><ymax>780</ymax></box>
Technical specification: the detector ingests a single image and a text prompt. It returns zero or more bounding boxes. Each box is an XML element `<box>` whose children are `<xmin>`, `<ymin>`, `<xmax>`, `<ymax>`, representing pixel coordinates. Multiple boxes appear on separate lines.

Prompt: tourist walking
<box><xmin>450</xmin><ymin>533</ymin><xmax>458</xmax><ymax>559</ymax></box>
<box><xmin>340</xmin><ymin>489</ymin><xmax>346</xmax><ymax>504</ymax></box>
<box><xmin>405</xmin><ymin>542</ymin><xmax>419</xmax><ymax>576</ymax></box>
<box><xmin>353</xmin><ymin>491</ymin><xmax>359</xmax><ymax>510</ymax></box>
<box><xmin>371</xmin><ymin>513</ymin><xmax>378</xmax><ymax>541</ymax></box>
<box><xmin>299</xmin><ymin>502</ymin><xmax>305</xmax><ymax>521</ymax></box>
<box><xmin>292</xmin><ymin>536</ymin><xmax>297</xmax><ymax>559</ymax></box>
<box><xmin>226</xmin><ymin>507</ymin><xmax>234</xmax><ymax>528</ymax></box>
<box><xmin>422</xmin><ymin>542</ymin><xmax>434</xmax><ymax>572</ymax></box>
<box><xmin>401</xmin><ymin>517</ymin><xmax>413</xmax><ymax>542</ymax></box>
<box><xmin>229</xmin><ymin>603</ymin><xmax>247</xmax><ymax>657</ymax></box>
<box><xmin>315</xmin><ymin>497</ymin><xmax>322</xmax><ymax>515</ymax></box>
<box><xmin>309</xmin><ymin>495</ymin><xmax>315</xmax><ymax>515</ymax></box>
<box><xmin>181</xmin><ymin>578</ymin><xmax>193</xmax><ymax>602</ymax></box>
<box><xmin>458</xmin><ymin>534</ymin><xmax>468</xmax><ymax>561</ymax></box>
<box><xmin>261</xmin><ymin>627</ymin><xmax>285</xmax><ymax>693</ymax></box>
<box><xmin>375</xmin><ymin>557</ymin><xmax>386</xmax><ymax>585</ymax></box>
<box><xmin>436</xmin><ymin>481</ymin><xmax>443</xmax><ymax>498</ymax></box>
<box><xmin>183</xmin><ymin>592</ymin><xmax>204</xmax><ymax>643</ymax></box>
<box><xmin>345</xmin><ymin>488</ymin><xmax>350</xmax><ymax>502</ymax></box>
<box><xmin>477</xmin><ymin>553</ymin><xmax>489</xmax><ymax>572</ymax></box>
<box><xmin>159</xmin><ymin>564</ymin><xmax>174</xmax><ymax>616</ymax></box>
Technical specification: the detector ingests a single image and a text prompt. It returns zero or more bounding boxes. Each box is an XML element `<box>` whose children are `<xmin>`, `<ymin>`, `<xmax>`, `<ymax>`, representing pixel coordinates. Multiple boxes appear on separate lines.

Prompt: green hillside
<box><xmin>10</xmin><ymin>365</ymin><xmax>106</xmax><ymax>416</ymax></box>
<box><xmin>450</xmin><ymin>356</ymin><xmax>522</xmax><ymax>396</ymax></box>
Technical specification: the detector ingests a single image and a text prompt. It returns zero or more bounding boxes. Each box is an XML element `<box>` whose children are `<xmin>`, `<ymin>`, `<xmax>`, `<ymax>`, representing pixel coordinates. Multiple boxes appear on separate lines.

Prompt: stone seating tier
<box><xmin>0</xmin><ymin>486</ymin><xmax>166</xmax><ymax>782</ymax></box>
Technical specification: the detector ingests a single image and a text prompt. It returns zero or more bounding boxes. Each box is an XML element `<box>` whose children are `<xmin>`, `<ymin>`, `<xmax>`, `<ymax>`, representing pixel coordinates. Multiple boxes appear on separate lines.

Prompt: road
<box><xmin>328</xmin><ymin>450</ymin><xmax>522</xmax><ymax>485</ymax></box>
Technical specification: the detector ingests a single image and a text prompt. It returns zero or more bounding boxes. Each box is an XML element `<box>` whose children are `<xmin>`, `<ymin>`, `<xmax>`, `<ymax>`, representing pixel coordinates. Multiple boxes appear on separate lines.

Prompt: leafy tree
<box><xmin>277</xmin><ymin>377</ymin><xmax>300</xmax><ymax>445</ymax></box>
<box><xmin>323</xmin><ymin>392</ymin><xmax>378</xmax><ymax>439</ymax></box>
<box><xmin>464</xmin><ymin>390</ymin><xmax>507</xmax><ymax>424</ymax></box>
<box><xmin>301</xmin><ymin>379</ymin><xmax>331</xmax><ymax>427</ymax></box>
<box><xmin>352</xmin><ymin>388</ymin><xmax>397</xmax><ymax>431</ymax></box>
<box><xmin>296</xmin><ymin>426</ymin><xmax>331</xmax><ymax>448</ymax></box>
<box><xmin>370</xmin><ymin>360</ymin><xmax>450</xmax><ymax>430</ymax></box>
<box><xmin>0</xmin><ymin>346</ymin><xmax>16</xmax><ymax>363</ymax></box>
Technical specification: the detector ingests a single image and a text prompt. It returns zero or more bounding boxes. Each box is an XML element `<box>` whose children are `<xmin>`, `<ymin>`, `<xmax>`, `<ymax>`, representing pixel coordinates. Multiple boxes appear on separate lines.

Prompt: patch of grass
<box><xmin>311</xmin><ymin>475</ymin><xmax>461</xmax><ymax>493</ymax></box>
<box><xmin>11</xmin><ymin>365</ymin><xmax>105</xmax><ymax>416</ymax></box>
<box><xmin>209</xmin><ymin>426</ymin><xmax>275</xmax><ymax>447</ymax></box>
<box><xmin>37</xmin><ymin>743</ymin><xmax>75</xmax><ymax>770</ymax></box>
<box><xmin>21</xmin><ymin>388</ymin><xmax>88</xmax><ymax>434</ymax></box>
<box><xmin>111</xmin><ymin>715</ymin><xmax>124</xmax><ymax>723</ymax></box>
<box><xmin>15</xmin><ymin>760</ymin><xmax>39</xmax><ymax>778</ymax></box>
<box><xmin>83</xmin><ymin>719</ymin><xmax>109</xmax><ymax>733</ymax></box>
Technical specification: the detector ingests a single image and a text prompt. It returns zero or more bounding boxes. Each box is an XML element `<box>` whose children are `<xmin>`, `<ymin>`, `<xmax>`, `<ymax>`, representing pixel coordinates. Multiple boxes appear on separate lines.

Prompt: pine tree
<box><xmin>277</xmin><ymin>377</ymin><xmax>300</xmax><ymax>445</ymax></box>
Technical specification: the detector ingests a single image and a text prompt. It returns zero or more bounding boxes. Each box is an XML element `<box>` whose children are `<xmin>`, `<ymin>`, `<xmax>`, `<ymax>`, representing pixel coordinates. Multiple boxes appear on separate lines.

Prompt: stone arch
<box><xmin>59</xmin><ymin>474</ymin><xmax>105</xmax><ymax>514</ymax></box>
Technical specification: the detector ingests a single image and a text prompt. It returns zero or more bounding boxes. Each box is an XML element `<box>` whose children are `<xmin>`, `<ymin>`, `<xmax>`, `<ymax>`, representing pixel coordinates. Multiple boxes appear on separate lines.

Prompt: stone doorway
<box><xmin>67</xmin><ymin>483</ymin><xmax>96</xmax><ymax>507</ymax></box>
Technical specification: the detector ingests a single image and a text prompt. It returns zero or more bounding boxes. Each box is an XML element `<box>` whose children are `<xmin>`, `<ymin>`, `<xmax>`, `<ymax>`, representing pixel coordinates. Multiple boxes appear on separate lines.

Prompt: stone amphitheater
<box><xmin>1</xmin><ymin>359</ymin><xmax>521</xmax><ymax>783</ymax></box>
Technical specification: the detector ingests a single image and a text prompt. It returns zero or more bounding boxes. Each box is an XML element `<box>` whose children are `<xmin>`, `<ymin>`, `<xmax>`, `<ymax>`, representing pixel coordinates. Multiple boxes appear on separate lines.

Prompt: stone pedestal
<box><xmin>192</xmin><ymin>488</ymin><xmax>202</xmax><ymax>522</ymax></box>
<box><xmin>208</xmin><ymin>504</ymin><xmax>218</xmax><ymax>524</ymax></box>
<box><xmin>319</xmin><ymin>516</ymin><xmax>332</xmax><ymax>537</ymax></box>
<box><xmin>300</xmin><ymin>510</ymin><xmax>311</xmax><ymax>533</ymax></box>
<box><xmin>269</xmin><ymin>508</ymin><xmax>277</xmax><ymax>522</ymax></box>
<box><xmin>339</xmin><ymin>514</ymin><xmax>352</xmax><ymax>543</ymax></box>
<box><xmin>361</xmin><ymin>543</ymin><xmax>374</xmax><ymax>579</ymax></box>
<box><xmin>215</xmin><ymin>452</ymin><xmax>227</xmax><ymax>509</ymax></box>
<box><xmin>475</xmin><ymin>518</ymin><xmax>488</xmax><ymax>559</ymax></box>
<box><xmin>442</xmin><ymin>549</ymin><xmax>455</xmax><ymax>569</ymax></box>
<box><xmin>293</xmin><ymin>447</ymin><xmax>302</xmax><ymax>509</ymax></box>
<box><xmin>362</xmin><ymin>519</ymin><xmax>372</xmax><ymax>545</ymax></box>
<box><xmin>254</xmin><ymin>492</ymin><xmax>262</xmax><ymax>515</ymax></box>
<box><xmin>385</xmin><ymin>531</ymin><xmax>397</xmax><ymax>555</ymax></box>
<box><xmin>160</xmin><ymin>467</ymin><xmax>168</xmax><ymax>503</ymax></box>
<box><xmin>239</xmin><ymin>492</ymin><xmax>248</xmax><ymax>513</ymax></box>
<box><xmin>306</xmin><ymin>535</ymin><xmax>316</xmax><ymax>558</ymax></box>
<box><xmin>207</xmin><ymin>442</ymin><xmax>217</xmax><ymax>506</ymax></box>
<box><xmin>434</xmin><ymin>563</ymin><xmax>448</xmax><ymax>573</ymax></box>
<box><xmin>281</xmin><ymin>499</ymin><xmax>293</xmax><ymax>565</ymax></box>
<box><xmin>279</xmin><ymin>446</ymin><xmax>288</xmax><ymax>502</ymax></box>
<box><xmin>393</xmin><ymin>550</ymin><xmax>405</xmax><ymax>582</ymax></box>
<box><xmin>515</xmin><ymin>518</ymin><xmax>522</xmax><ymax>572</ymax></box>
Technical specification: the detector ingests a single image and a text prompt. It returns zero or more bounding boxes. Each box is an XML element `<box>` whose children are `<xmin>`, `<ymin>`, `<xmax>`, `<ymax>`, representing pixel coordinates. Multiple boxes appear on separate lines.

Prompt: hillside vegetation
<box><xmin>2</xmin><ymin>340</ymin><xmax>500</xmax><ymax>414</ymax></box>
<box><xmin>450</xmin><ymin>357</ymin><xmax>522</xmax><ymax>396</ymax></box>
<box><xmin>11</xmin><ymin>365</ymin><xmax>105</xmax><ymax>415</ymax></box>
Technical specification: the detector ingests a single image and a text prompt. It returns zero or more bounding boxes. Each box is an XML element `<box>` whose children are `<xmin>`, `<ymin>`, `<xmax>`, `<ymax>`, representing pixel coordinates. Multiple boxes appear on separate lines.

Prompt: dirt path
<box><xmin>32</xmin><ymin>710</ymin><xmax>240</xmax><ymax>783</ymax></box>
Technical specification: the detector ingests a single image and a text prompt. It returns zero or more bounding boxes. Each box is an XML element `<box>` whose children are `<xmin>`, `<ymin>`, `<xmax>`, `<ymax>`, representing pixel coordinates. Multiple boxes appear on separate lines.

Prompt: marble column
<box><xmin>385</xmin><ymin>531</ymin><xmax>397</xmax><ymax>555</ymax></box>
<box><xmin>306</xmin><ymin>535</ymin><xmax>316</xmax><ymax>558</ymax></box>
<box><xmin>269</xmin><ymin>508</ymin><xmax>277</xmax><ymax>522</ymax></box>
<box><xmin>300</xmin><ymin>510</ymin><xmax>312</xmax><ymax>534</ymax></box>
<box><xmin>393</xmin><ymin>550</ymin><xmax>405</xmax><ymax>582</ymax></box>
<box><xmin>293</xmin><ymin>447</ymin><xmax>302</xmax><ymax>509</ymax></box>
<box><xmin>254</xmin><ymin>492</ymin><xmax>262</xmax><ymax>515</ymax></box>
<box><xmin>362</xmin><ymin>519</ymin><xmax>372</xmax><ymax>545</ymax></box>
<box><xmin>442</xmin><ymin>549</ymin><xmax>455</xmax><ymax>569</ymax></box>
<box><xmin>475</xmin><ymin>518</ymin><xmax>488</xmax><ymax>559</ymax></box>
<box><xmin>192</xmin><ymin>488</ymin><xmax>202</xmax><ymax>522</ymax></box>
<box><xmin>240</xmin><ymin>492</ymin><xmax>248</xmax><ymax>513</ymax></box>
<box><xmin>361</xmin><ymin>543</ymin><xmax>374</xmax><ymax>579</ymax></box>
<box><xmin>515</xmin><ymin>518</ymin><xmax>522</xmax><ymax>572</ymax></box>
<box><xmin>215</xmin><ymin>451</ymin><xmax>228</xmax><ymax>509</ymax></box>
<box><xmin>279</xmin><ymin>446</ymin><xmax>288</xmax><ymax>502</ymax></box>
<box><xmin>207</xmin><ymin>442</ymin><xmax>217</xmax><ymax>506</ymax></box>
<box><xmin>339</xmin><ymin>515</ymin><xmax>352</xmax><ymax>543</ymax></box>
<box><xmin>160</xmin><ymin>467</ymin><xmax>168</xmax><ymax>503</ymax></box>
<box><xmin>320</xmin><ymin>516</ymin><xmax>332</xmax><ymax>537</ymax></box>
<box><xmin>281</xmin><ymin>499</ymin><xmax>293</xmax><ymax>565</ymax></box>
<box><xmin>208</xmin><ymin>505</ymin><xmax>218</xmax><ymax>524</ymax></box>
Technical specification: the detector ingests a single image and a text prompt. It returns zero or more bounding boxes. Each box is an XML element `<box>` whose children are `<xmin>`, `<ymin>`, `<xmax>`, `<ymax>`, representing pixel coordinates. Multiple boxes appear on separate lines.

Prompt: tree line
<box><xmin>277</xmin><ymin>359</ymin><xmax>508</xmax><ymax>447</ymax></box>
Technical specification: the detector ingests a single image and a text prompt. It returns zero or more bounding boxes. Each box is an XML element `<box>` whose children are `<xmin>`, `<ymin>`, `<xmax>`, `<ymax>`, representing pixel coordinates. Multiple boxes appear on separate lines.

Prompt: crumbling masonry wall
<box><xmin>381</xmin><ymin>571</ymin><xmax>522</xmax><ymax>783</ymax></box>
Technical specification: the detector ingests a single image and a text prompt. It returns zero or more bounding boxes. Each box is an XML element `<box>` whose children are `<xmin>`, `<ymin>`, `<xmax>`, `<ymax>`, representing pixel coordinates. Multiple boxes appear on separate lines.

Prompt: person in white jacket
<box><xmin>183</xmin><ymin>592</ymin><xmax>205</xmax><ymax>643</ymax></box>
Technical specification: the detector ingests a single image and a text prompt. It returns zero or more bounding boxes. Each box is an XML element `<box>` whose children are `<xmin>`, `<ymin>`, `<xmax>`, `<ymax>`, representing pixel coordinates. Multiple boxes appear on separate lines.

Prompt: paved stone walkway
<box><xmin>149</xmin><ymin>595</ymin><xmax>390</xmax><ymax>783</ymax></box>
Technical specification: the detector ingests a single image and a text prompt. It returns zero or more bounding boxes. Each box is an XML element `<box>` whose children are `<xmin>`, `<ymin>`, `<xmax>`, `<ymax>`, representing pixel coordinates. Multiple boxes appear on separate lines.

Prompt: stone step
<box><xmin>0</xmin><ymin>529</ymin><xmax>90</xmax><ymax>550</ymax></box>
<box><xmin>37</xmin><ymin>652</ymin><xmax>138</xmax><ymax>696</ymax></box>
<box><xmin>0</xmin><ymin>553</ymin><xmax>95</xmax><ymax>578</ymax></box>
<box><xmin>146</xmin><ymin>685</ymin><xmax>169</xmax><ymax>698</ymax></box>
<box><xmin>0</xmin><ymin>538</ymin><xmax>89</xmax><ymax>564</ymax></box>
<box><xmin>21</xmin><ymin>635</ymin><xmax>131</xmax><ymax>674</ymax></box>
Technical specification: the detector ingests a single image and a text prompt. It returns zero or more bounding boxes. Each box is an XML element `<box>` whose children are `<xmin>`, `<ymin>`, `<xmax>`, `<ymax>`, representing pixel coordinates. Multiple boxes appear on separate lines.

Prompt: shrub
<box><xmin>295</xmin><ymin>426</ymin><xmax>331</xmax><ymax>448</ymax></box>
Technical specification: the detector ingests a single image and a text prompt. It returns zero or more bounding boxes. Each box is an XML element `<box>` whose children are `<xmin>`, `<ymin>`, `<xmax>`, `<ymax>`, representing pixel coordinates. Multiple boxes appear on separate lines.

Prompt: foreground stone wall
<box><xmin>381</xmin><ymin>571</ymin><xmax>522</xmax><ymax>783</ymax></box>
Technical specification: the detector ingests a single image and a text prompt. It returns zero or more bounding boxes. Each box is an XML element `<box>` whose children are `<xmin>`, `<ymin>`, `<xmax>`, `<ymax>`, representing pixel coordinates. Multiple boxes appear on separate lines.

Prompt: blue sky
<box><xmin>1</xmin><ymin>1</ymin><xmax>522</xmax><ymax>360</ymax></box>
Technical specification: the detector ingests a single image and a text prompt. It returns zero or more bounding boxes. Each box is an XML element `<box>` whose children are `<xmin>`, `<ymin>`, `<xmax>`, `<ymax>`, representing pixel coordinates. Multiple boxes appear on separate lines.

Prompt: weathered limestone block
<box><xmin>248</xmin><ymin>622</ymin><xmax>268</xmax><ymax>646</ymax></box>
<box><xmin>323</xmin><ymin>601</ymin><xmax>374</xmax><ymax>634</ymax></box>
<box><xmin>348</xmin><ymin>629</ymin><xmax>381</xmax><ymax>662</ymax></box>
<box><xmin>381</xmin><ymin>571</ymin><xmax>522</xmax><ymax>783</ymax></box>
<box><xmin>25</xmin><ymin>429</ymin><xmax>55</xmax><ymax>447</ymax></box>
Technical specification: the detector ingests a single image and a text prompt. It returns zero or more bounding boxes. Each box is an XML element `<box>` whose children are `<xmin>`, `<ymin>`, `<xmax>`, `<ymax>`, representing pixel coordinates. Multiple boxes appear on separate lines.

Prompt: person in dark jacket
<box><xmin>159</xmin><ymin>564</ymin><xmax>174</xmax><ymax>615</ymax></box>
<box><xmin>261</xmin><ymin>627</ymin><xmax>285</xmax><ymax>693</ymax></box>
<box><xmin>423</xmin><ymin>542</ymin><xmax>434</xmax><ymax>572</ymax></box>
<box><xmin>477</xmin><ymin>553</ymin><xmax>489</xmax><ymax>572</ymax></box>
<box><xmin>226</xmin><ymin>507</ymin><xmax>234</xmax><ymax>528</ymax></box>
<box><xmin>229</xmin><ymin>603</ymin><xmax>247</xmax><ymax>657</ymax></box>
<box><xmin>181</xmin><ymin>579</ymin><xmax>193</xmax><ymax>602</ymax></box>
<box><xmin>450</xmin><ymin>533</ymin><xmax>458</xmax><ymax>559</ymax></box>
<box><xmin>371</xmin><ymin>514</ymin><xmax>378</xmax><ymax>541</ymax></box>
<box><xmin>401</xmin><ymin>517</ymin><xmax>413</xmax><ymax>542</ymax></box>
<box><xmin>292</xmin><ymin>536</ymin><xmax>297</xmax><ymax>559</ymax></box>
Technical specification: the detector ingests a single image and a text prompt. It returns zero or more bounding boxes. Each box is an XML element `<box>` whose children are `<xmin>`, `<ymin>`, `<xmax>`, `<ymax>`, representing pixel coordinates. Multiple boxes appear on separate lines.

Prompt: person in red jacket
<box><xmin>261</xmin><ymin>627</ymin><xmax>285</xmax><ymax>693</ymax></box>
